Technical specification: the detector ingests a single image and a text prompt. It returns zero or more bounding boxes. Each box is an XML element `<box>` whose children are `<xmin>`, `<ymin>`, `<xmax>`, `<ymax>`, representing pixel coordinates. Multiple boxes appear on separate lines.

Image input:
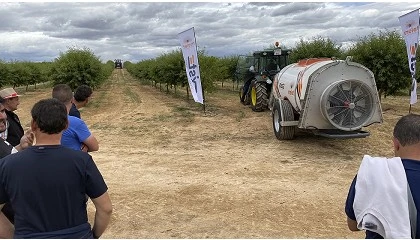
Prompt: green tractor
<box><xmin>236</xmin><ymin>43</ymin><xmax>291</xmax><ymax>112</ymax></box>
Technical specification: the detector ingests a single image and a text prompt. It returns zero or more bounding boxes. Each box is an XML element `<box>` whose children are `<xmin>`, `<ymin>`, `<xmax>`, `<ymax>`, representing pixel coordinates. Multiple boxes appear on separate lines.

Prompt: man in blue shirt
<box><xmin>0</xmin><ymin>98</ymin><xmax>112</xmax><ymax>238</ymax></box>
<box><xmin>52</xmin><ymin>84</ymin><xmax>98</xmax><ymax>152</ymax></box>
<box><xmin>345</xmin><ymin>114</ymin><xmax>420</xmax><ymax>238</ymax></box>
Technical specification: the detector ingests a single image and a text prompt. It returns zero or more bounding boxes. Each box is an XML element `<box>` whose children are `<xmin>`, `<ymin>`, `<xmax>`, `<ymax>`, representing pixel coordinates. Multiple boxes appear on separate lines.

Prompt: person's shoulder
<box><xmin>402</xmin><ymin>159</ymin><xmax>420</xmax><ymax>174</ymax></box>
<box><xmin>68</xmin><ymin>115</ymin><xmax>85</xmax><ymax>124</ymax></box>
<box><xmin>0</xmin><ymin>147</ymin><xmax>25</xmax><ymax>164</ymax></box>
<box><xmin>40</xmin><ymin>145</ymin><xmax>90</xmax><ymax>159</ymax></box>
<box><xmin>60</xmin><ymin>146</ymin><xmax>93</xmax><ymax>163</ymax></box>
<box><xmin>0</xmin><ymin>140</ymin><xmax>13</xmax><ymax>159</ymax></box>
<box><xmin>5</xmin><ymin>110</ymin><xmax>13</xmax><ymax>118</ymax></box>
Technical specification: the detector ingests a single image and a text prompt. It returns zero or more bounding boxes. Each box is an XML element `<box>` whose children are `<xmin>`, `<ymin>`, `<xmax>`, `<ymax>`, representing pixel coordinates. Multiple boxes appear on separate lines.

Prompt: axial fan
<box><xmin>320</xmin><ymin>80</ymin><xmax>375</xmax><ymax>131</ymax></box>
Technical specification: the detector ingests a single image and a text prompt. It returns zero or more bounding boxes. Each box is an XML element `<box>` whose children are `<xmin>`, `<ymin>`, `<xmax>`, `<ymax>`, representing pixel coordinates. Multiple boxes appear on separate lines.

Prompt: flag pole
<box><xmin>192</xmin><ymin>27</ymin><xmax>206</xmax><ymax>113</ymax></box>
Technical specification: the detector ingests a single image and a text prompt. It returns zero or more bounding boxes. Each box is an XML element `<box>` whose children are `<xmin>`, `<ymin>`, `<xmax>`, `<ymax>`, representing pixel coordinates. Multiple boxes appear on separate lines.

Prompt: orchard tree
<box><xmin>218</xmin><ymin>55</ymin><xmax>239</xmax><ymax>88</ymax></box>
<box><xmin>346</xmin><ymin>30</ymin><xmax>409</xmax><ymax>100</ymax></box>
<box><xmin>8</xmin><ymin>61</ymin><xmax>32</xmax><ymax>88</ymax></box>
<box><xmin>289</xmin><ymin>36</ymin><xmax>343</xmax><ymax>63</ymax></box>
<box><xmin>50</xmin><ymin>47</ymin><xmax>103</xmax><ymax>90</ymax></box>
<box><xmin>0</xmin><ymin>61</ymin><xmax>10</xmax><ymax>88</ymax></box>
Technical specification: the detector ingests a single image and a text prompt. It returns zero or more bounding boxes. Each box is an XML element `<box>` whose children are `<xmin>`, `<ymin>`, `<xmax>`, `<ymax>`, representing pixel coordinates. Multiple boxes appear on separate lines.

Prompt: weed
<box><xmin>236</xmin><ymin>110</ymin><xmax>246</xmax><ymax>122</ymax></box>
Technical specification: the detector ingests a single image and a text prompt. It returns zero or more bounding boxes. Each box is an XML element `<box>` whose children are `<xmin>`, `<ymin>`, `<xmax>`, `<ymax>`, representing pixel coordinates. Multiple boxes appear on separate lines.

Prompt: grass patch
<box><xmin>86</xmin><ymin>88</ymin><xmax>107</xmax><ymax>110</ymax></box>
<box><xmin>173</xmin><ymin>106</ymin><xmax>195</xmax><ymax>123</ymax></box>
<box><xmin>124</xmin><ymin>86</ymin><xmax>141</xmax><ymax>103</ymax></box>
<box><xmin>147</xmin><ymin>114</ymin><xmax>172</xmax><ymax>122</ymax></box>
<box><xmin>235</xmin><ymin>110</ymin><xmax>246</xmax><ymax>122</ymax></box>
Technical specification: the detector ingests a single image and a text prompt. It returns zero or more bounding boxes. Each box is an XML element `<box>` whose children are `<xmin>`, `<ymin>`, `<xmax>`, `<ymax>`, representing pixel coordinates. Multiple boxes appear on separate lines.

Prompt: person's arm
<box><xmin>345</xmin><ymin>175</ymin><xmax>359</xmax><ymax>231</ymax></box>
<box><xmin>15</xmin><ymin>130</ymin><xmax>34</xmax><ymax>151</ymax></box>
<box><xmin>91</xmin><ymin>192</ymin><xmax>112</xmax><ymax>238</ymax></box>
<box><xmin>83</xmin><ymin>135</ymin><xmax>99</xmax><ymax>152</ymax></box>
<box><xmin>75</xmin><ymin>119</ymin><xmax>99</xmax><ymax>152</ymax></box>
<box><xmin>347</xmin><ymin>217</ymin><xmax>359</xmax><ymax>231</ymax></box>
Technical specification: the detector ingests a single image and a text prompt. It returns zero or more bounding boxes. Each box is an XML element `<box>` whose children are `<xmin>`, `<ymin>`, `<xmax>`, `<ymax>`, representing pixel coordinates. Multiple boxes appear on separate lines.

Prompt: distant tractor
<box><xmin>236</xmin><ymin>42</ymin><xmax>291</xmax><ymax>112</ymax></box>
<box><xmin>269</xmin><ymin>57</ymin><xmax>383</xmax><ymax>140</ymax></box>
<box><xmin>115</xmin><ymin>59</ymin><xmax>123</xmax><ymax>69</ymax></box>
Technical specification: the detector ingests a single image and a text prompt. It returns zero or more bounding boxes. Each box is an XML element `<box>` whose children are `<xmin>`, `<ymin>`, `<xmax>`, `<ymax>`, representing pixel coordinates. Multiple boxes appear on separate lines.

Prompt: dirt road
<box><xmin>14</xmin><ymin>69</ymin><xmax>419</xmax><ymax>238</ymax></box>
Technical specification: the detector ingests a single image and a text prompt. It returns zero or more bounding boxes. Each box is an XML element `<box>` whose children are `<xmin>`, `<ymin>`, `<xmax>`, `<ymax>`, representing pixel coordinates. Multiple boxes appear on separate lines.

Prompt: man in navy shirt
<box><xmin>345</xmin><ymin>114</ymin><xmax>420</xmax><ymax>238</ymax></box>
<box><xmin>0</xmin><ymin>98</ymin><xmax>112</xmax><ymax>238</ymax></box>
<box><xmin>70</xmin><ymin>85</ymin><xmax>93</xmax><ymax>119</ymax></box>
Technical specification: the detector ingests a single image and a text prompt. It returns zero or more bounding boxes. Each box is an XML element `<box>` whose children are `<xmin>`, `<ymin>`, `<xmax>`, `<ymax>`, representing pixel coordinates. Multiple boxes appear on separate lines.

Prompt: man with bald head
<box><xmin>52</xmin><ymin>84</ymin><xmax>99</xmax><ymax>152</ymax></box>
<box><xmin>345</xmin><ymin>114</ymin><xmax>420</xmax><ymax>238</ymax></box>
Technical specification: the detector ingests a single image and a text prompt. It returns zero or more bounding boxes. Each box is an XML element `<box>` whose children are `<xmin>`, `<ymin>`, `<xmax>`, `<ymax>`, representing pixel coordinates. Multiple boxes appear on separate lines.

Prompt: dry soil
<box><xmin>13</xmin><ymin>69</ymin><xmax>420</xmax><ymax>238</ymax></box>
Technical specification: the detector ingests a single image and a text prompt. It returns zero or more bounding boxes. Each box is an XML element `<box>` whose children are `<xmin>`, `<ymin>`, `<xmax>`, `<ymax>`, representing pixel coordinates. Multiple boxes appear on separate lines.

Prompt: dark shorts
<box><xmin>1</xmin><ymin>203</ymin><xmax>14</xmax><ymax>224</ymax></box>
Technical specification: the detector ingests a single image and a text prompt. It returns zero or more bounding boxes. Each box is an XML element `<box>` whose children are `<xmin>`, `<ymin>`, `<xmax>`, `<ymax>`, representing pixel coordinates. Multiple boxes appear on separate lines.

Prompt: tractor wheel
<box><xmin>251</xmin><ymin>82</ymin><xmax>268</xmax><ymax>112</ymax></box>
<box><xmin>272</xmin><ymin>100</ymin><xmax>295</xmax><ymax>140</ymax></box>
<box><xmin>239</xmin><ymin>86</ymin><xmax>250</xmax><ymax>105</ymax></box>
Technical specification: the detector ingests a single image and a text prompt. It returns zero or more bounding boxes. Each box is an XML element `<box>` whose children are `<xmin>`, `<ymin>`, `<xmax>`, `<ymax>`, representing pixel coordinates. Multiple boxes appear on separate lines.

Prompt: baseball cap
<box><xmin>0</xmin><ymin>88</ymin><xmax>20</xmax><ymax>99</ymax></box>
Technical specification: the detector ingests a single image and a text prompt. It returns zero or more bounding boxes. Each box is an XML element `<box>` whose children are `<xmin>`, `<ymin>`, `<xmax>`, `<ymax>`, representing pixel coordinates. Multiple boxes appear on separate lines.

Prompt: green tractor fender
<box><xmin>254</xmin><ymin>75</ymin><xmax>272</xmax><ymax>85</ymax></box>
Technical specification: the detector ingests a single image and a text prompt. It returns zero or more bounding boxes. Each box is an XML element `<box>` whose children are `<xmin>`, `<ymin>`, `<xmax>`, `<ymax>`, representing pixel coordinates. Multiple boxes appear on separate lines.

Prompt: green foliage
<box><xmin>218</xmin><ymin>55</ymin><xmax>239</xmax><ymax>84</ymax></box>
<box><xmin>0</xmin><ymin>61</ymin><xmax>53</xmax><ymax>89</ymax></box>
<box><xmin>0</xmin><ymin>61</ymin><xmax>11</xmax><ymax>88</ymax></box>
<box><xmin>8</xmin><ymin>61</ymin><xmax>33</xmax><ymax>88</ymax></box>
<box><xmin>346</xmin><ymin>30</ymin><xmax>409</xmax><ymax>98</ymax></box>
<box><xmin>289</xmin><ymin>36</ymin><xmax>343</xmax><ymax>63</ymax></box>
<box><xmin>198</xmin><ymin>54</ymin><xmax>225</xmax><ymax>92</ymax></box>
<box><xmin>126</xmin><ymin>48</ymin><xmax>236</xmax><ymax>96</ymax></box>
<box><xmin>50</xmin><ymin>47</ymin><xmax>107</xmax><ymax>90</ymax></box>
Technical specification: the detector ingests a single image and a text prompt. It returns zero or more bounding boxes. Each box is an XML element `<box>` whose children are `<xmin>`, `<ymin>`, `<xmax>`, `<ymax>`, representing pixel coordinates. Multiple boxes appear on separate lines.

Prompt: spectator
<box><xmin>266</xmin><ymin>59</ymin><xmax>280</xmax><ymax>71</ymax></box>
<box><xmin>0</xmin><ymin>96</ymin><xmax>34</xmax><ymax>238</ymax></box>
<box><xmin>0</xmin><ymin>88</ymin><xmax>24</xmax><ymax>146</ymax></box>
<box><xmin>0</xmin><ymin>98</ymin><xmax>112</xmax><ymax>238</ymax></box>
<box><xmin>240</xmin><ymin>65</ymin><xmax>256</xmax><ymax>104</ymax></box>
<box><xmin>52</xmin><ymin>84</ymin><xmax>99</xmax><ymax>152</ymax></box>
<box><xmin>70</xmin><ymin>85</ymin><xmax>93</xmax><ymax>119</ymax></box>
<box><xmin>345</xmin><ymin>114</ymin><xmax>420</xmax><ymax>238</ymax></box>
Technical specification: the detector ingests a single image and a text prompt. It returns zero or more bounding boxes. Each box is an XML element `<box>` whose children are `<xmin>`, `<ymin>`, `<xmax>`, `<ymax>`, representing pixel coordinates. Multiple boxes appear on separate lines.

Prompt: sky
<box><xmin>0</xmin><ymin>1</ymin><xmax>419</xmax><ymax>63</ymax></box>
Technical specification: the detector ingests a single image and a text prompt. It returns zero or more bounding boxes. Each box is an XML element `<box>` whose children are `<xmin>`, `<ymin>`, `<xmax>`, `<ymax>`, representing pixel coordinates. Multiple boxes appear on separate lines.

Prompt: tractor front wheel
<box><xmin>251</xmin><ymin>82</ymin><xmax>268</xmax><ymax>112</ymax></box>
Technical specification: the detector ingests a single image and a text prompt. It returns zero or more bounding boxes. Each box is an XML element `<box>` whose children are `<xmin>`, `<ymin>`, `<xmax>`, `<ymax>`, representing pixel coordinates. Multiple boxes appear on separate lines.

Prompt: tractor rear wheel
<box><xmin>272</xmin><ymin>100</ymin><xmax>295</xmax><ymax>140</ymax></box>
<box><xmin>251</xmin><ymin>82</ymin><xmax>268</xmax><ymax>112</ymax></box>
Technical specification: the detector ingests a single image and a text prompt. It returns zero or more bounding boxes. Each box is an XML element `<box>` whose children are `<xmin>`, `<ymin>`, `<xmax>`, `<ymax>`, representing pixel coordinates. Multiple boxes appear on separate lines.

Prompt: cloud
<box><xmin>0</xmin><ymin>2</ymin><xmax>419</xmax><ymax>63</ymax></box>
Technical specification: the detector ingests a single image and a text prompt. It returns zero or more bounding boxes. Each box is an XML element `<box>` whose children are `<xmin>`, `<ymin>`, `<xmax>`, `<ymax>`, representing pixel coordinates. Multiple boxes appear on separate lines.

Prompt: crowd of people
<box><xmin>0</xmin><ymin>84</ymin><xmax>112</xmax><ymax>238</ymax></box>
<box><xmin>0</xmin><ymin>82</ymin><xmax>420</xmax><ymax>239</ymax></box>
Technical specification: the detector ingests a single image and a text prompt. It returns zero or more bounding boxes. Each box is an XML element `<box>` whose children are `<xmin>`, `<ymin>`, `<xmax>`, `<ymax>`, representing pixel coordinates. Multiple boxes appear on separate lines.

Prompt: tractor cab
<box><xmin>252</xmin><ymin>46</ymin><xmax>291</xmax><ymax>79</ymax></box>
<box><xmin>115</xmin><ymin>59</ymin><xmax>123</xmax><ymax>69</ymax></box>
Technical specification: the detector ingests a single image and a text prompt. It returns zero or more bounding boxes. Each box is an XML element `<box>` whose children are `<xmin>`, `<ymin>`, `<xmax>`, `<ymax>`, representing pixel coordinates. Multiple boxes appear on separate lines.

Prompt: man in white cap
<box><xmin>0</xmin><ymin>88</ymin><xmax>24</xmax><ymax>146</ymax></box>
